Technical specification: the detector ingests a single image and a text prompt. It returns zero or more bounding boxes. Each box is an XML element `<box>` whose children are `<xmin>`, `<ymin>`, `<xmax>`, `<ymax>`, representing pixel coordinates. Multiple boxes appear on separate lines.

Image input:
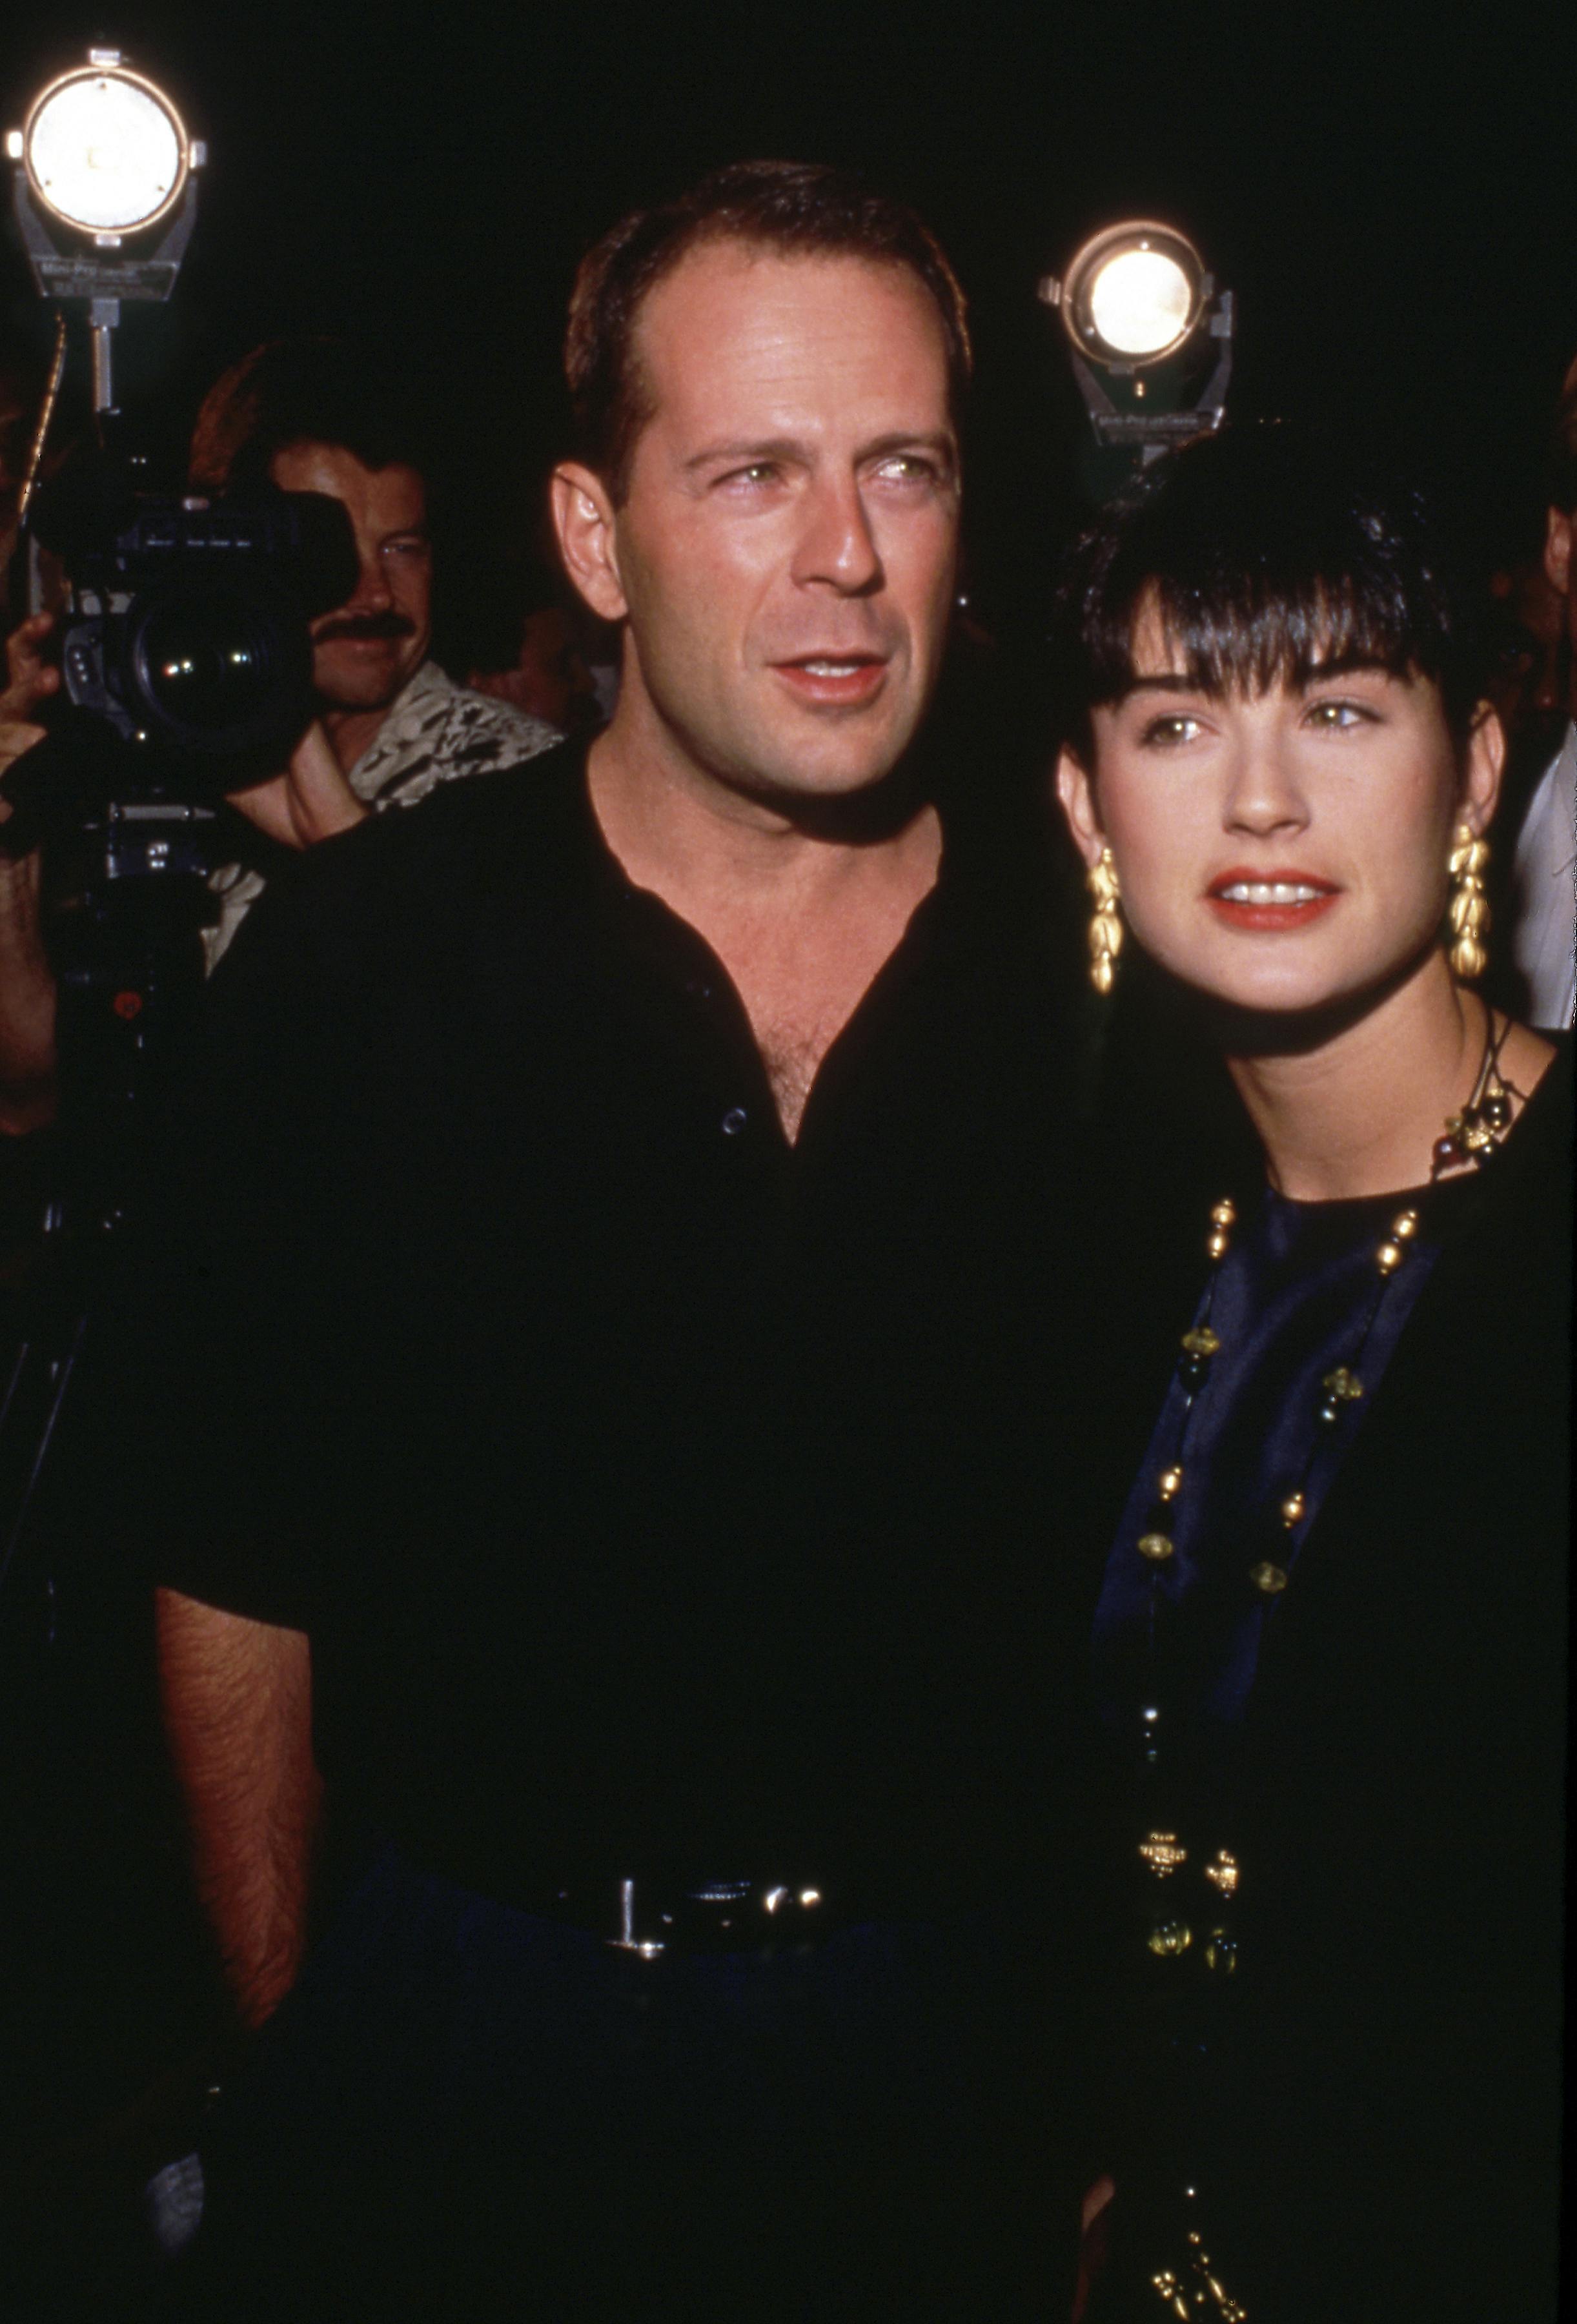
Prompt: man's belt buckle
<box><xmin>608</xmin><ymin>1876</ymin><xmax>828</xmax><ymax>1957</ymax></box>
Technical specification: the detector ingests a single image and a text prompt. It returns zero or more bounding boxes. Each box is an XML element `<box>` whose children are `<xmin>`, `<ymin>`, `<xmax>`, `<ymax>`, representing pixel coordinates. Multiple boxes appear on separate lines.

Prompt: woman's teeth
<box><xmin>1218</xmin><ymin>881</ymin><xmax>1328</xmax><ymax>904</ymax></box>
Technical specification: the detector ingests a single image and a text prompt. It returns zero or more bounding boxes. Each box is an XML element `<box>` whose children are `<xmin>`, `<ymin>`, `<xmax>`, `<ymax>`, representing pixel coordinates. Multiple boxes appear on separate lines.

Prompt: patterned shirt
<box><xmin>201</xmin><ymin>663</ymin><xmax>560</xmax><ymax>972</ymax></box>
<box><xmin>1509</xmin><ymin>720</ymin><xmax>1576</xmax><ymax>1030</ymax></box>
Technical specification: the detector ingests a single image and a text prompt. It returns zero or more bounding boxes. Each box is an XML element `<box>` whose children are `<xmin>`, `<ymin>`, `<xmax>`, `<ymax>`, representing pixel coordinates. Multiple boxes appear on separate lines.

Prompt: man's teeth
<box><xmin>797</xmin><ymin>659</ymin><xmax>867</xmax><ymax>676</ymax></box>
<box><xmin>1219</xmin><ymin>881</ymin><xmax>1328</xmax><ymax>904</ymax></box>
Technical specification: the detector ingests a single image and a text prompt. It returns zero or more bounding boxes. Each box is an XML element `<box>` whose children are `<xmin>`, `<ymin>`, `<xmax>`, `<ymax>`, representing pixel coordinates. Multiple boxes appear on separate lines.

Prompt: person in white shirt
<box><xmin>1506</xmin><ymin>356</ymin><xmax>1577</xmax><ymax>1030</ymax></box>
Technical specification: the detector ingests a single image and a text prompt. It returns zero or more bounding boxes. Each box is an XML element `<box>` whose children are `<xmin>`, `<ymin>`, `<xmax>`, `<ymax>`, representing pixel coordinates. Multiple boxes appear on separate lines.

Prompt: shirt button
<box><xmin>720</xmin><ymin>1106</ymin><xmax>748</xmax><ymax>1136</ymax></box>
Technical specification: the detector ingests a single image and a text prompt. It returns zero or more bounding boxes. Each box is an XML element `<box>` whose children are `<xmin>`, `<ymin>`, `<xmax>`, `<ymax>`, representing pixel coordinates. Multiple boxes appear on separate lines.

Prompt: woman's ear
<box><xmin>1055</xmin><ymin>748</ymin><xmax>1107</xmax><ymax>870</ymax></box>
<box><xmin>1458</xmin><ymin>700</ymin><xmax>1506</xmax><ymax>836</ymax></box>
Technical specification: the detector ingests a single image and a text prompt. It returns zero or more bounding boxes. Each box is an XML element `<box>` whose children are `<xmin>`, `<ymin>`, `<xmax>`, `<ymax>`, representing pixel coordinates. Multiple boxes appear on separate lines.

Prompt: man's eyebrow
<box><xmin>683</xmin><ymin>436</ymin><xmax>808</xmax><ymax>473</ymax></box>
<box><xmin>682</xmin><ymin>430</ymin><xmax>958</xmax><ymax>474</ymax></box>
<box><xmin>859</xmin><ymin>429</ymin><xmax>958</xmax><ymax>467</ymax></box>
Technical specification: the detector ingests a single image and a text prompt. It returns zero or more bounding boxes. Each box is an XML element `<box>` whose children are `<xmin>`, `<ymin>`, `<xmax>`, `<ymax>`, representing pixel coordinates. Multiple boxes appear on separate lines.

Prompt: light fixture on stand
<box><xmin>7</xmin><ymin>48</ymin><xmax>205</xmax><ymax>420</ymax></box>
<box><xmin>1041</xmin><ymin>221</ymin><xmax>1232</xmax><ymax>464</ymax></box>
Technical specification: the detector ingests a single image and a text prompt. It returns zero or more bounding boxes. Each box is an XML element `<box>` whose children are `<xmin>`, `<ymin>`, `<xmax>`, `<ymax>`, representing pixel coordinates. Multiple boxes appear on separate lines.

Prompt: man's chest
<box><xmin>306</xmin><ymin>881</ymin><xmax>1059</xmax><ymax>1351</ymax></box>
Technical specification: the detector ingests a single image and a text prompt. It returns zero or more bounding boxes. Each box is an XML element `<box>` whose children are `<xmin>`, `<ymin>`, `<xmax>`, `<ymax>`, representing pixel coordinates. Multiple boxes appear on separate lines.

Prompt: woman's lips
<box><xmin>1205</xmin><ymin>872</ymin><xmax>1341</xmax><ymax>931</ymax></box>
<box><xmin>770</xmin><ymin>655</ymin><xmax>888</xmax><ymax>709</ymax></box>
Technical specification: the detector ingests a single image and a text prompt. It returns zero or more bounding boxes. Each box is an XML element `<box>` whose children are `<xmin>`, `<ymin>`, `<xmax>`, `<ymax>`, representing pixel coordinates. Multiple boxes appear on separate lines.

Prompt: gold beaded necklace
<box><xmin>1135</xmin><ymin>1007</ymin><xmax>1524</xmax><ymax>1604</ymax></box>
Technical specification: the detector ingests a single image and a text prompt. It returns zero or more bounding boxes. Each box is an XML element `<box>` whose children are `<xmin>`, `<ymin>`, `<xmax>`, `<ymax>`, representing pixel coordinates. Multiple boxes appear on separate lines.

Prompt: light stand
<box><xmin>1</xmin><ymin>47</ymin><xmax>209</xmax><ymax>1637</ymax></box>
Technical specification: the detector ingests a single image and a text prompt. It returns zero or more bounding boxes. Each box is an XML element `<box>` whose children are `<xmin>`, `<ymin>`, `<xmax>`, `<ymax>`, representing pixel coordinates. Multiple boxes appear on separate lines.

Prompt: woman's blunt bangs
<box><xmin>1056</xmin><ymin>424</ymin><xmax>1487</xmax><ymax>759</ymax></box>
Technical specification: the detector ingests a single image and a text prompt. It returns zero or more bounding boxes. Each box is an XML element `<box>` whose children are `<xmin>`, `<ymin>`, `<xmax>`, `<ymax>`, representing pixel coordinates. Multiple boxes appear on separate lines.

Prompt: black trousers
<box><xmin>167</xmin><ymin>1848</ymin><xmax>1079</xmax><ymax>2322</ymax></box>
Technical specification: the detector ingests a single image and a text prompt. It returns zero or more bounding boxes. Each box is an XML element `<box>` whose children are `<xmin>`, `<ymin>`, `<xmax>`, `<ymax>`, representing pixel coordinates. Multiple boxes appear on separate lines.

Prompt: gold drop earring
<box><xmin>1447</xmin><ymin>822</ymin><xmax>1491</xmax><ymax>981</ymax></box>
<box><xmin>1087</xmin><ymin>846</ymin><xmax>1123</xmax><ymax>995</ymax></box>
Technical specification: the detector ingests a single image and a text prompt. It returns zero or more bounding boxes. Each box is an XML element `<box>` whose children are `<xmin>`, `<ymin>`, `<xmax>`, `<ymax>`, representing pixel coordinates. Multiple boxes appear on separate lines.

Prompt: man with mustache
<box><xmin>0</xmin><ymin>340</ymin><xmax>557</xmax><ymax>1126</ymax></box>
<box><xmin>136</xmin><ymin>164</ymin><xmax>1082</xmax><ymax>2316</ymax></box>
<box><xmin>187</xmin><ymin>336</ymin><xmax>561</xmax><ymax>967</ymax></box>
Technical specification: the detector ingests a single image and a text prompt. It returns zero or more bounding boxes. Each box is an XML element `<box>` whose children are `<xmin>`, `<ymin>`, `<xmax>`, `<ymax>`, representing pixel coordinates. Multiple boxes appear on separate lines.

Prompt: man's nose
<box><xmin>791</xmin><ymin>473</ymin><xmax>883</xmax><ymax>595</ymax></box>
<box><xmin>1223</xmin><ymin>732</ymin><xmax>1311</xmax><ymax>835</ymax></box>
<box><xmin>345</xmin><ymin>547</ymin><xmax>394</xmax><ymax>611</ymax></box>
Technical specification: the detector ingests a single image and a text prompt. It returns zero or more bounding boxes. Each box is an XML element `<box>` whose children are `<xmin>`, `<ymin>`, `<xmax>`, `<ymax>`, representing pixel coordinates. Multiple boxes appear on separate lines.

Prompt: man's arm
<box><xmin>155</xmin><ymin>1586</ymin><xmax>323</xmax><ymax>2031</ymax></box>
<box><xmin>225</xmin><ymin>717</ymin><xmax>371</xmax><ymax>850</ymax></box>
<box><xmin>0</xmin><ymin>828</ymin><xmax>57</xmax><ymax>1133</ymax></box>
<box><xmin>0</xmin><ymin>616</ymin><xmax>63</xmax><ymax>1130</ymax></box>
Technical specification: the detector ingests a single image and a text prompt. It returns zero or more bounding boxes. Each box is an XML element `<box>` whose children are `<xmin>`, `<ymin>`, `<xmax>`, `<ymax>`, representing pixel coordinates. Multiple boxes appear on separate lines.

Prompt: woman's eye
<box><xmin>1305</xmin><ymin>698</ymin><xmax>1374</xmax><ymax>730</ymax></box>
<box><xmin>1140</xmin><ymin>713</ymin><xmax>1205</xmax><ymax>748</ymax></box>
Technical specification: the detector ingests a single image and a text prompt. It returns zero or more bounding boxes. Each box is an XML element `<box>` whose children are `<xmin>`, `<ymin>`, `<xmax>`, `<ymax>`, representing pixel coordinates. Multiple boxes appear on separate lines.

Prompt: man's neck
<box><xmin>321</xmin><ymin>700</ymin><xmax>396</xmax><ymax>778</ymax></box>
<box><xmin>1223</xmin><ymin>954</ymin><xmax>1550</xmax><ymax>1200</ymax></box>
<box><xmin>587</xmin><ymin>709</ymin><xmax>942</xmax><ymax>1142</ymax></box>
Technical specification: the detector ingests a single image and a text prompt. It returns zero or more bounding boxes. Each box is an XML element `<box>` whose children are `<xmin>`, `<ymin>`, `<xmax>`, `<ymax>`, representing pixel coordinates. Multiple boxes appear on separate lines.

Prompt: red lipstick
<box><xmin>1205</xmin><ymin>867</ymin><xmax>1341</xmax><ymax>932</ymax></box>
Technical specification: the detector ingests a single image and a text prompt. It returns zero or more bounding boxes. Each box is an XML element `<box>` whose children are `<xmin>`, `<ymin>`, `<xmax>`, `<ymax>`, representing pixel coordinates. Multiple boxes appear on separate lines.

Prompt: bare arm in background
<box><xmin>156</xmin><ymin>1585</ymin><xmax>323</xmax><ymax>2030</ymax></box>
<box><xmin>0</xmin><ymin>615</ymin><xmax>63</xmax><ymax>1131</ymax></box>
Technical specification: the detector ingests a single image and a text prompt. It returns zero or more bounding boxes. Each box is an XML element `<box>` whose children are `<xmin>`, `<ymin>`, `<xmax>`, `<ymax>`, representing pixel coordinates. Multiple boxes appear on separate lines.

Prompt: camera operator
<box><xmin>0</xmin><ymin>336</ymin><xmax>560</xmax><ymax>1128</ymax></box>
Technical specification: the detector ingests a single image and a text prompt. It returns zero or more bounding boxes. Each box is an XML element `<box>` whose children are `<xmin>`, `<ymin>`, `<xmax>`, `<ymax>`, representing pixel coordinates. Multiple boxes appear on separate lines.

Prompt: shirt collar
<box><xmin>1550</xmin><ymin>722</ymin><xmax>1576</xmax><ymax>879</ymax></box>
<box><xmin>344</xmin><ymin>660</ymin><xmax>454</xmax><ymax>790</ymax></box>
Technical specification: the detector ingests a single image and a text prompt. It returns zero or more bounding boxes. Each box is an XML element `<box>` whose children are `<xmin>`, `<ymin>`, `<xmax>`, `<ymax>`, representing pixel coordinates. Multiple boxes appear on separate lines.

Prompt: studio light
<box><xmin>14</xmin><ymin>59</ymin><xmax>193</xmax><ymax>237</ymax></box>
<box><xmin>1041</xmin><ymin>220</ymin><xmax>1233</xmax><ymax>463</ymax></box>
<box><xmin>7</xmin><ymin>49</ymin><xmax>205</xmax><ymax>417</ymax></box>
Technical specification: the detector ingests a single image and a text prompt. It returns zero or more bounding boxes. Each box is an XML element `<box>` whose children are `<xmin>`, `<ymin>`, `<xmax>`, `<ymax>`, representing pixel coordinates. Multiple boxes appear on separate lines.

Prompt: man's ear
<box><xmin>550</xmin><ymin>463</ymin><xmax>628</xmax><ymax>624</ymax></box>
<box><xmin>1459</xmin><ymin>700</ymin><xmax>1506</xmax><ymax>836</ymax></box>
<box><xmin>1543</xmin><ymin>505</ymin><xmax>1572</xmax><ymax>600</ymax></box>
<box><xmin>1055</xmin><ymin>748</ymin><xmax>1106</xmax><ymax>870</ymax></box>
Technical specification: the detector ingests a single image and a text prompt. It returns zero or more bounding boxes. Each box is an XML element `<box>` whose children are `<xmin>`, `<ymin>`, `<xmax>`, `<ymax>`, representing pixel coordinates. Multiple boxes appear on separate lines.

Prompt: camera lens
<box><xmin>127</xmin><ymin>572</ymin><xmax>315</xmax><ymax>775</ymax></box>
<box><xmin>138</xmin><ymin>595</ymin><xmax>278</xmax><ymax>733</ymax></box>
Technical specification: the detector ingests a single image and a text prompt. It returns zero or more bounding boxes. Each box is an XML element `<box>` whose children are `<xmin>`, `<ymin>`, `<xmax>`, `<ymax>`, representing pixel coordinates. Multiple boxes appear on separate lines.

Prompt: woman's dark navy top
<box><xmin>1092</xmin><ymin>1172</ymin><xmax>1478</xmax><ymax>1739</ymax></box>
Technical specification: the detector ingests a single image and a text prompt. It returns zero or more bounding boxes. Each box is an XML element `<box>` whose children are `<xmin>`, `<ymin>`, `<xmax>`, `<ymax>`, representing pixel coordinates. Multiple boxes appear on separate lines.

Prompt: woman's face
<box><xmin>1057</xmin><ymin>604</ymin><xmax>1503</xmax><ymax>1020</ymax></box>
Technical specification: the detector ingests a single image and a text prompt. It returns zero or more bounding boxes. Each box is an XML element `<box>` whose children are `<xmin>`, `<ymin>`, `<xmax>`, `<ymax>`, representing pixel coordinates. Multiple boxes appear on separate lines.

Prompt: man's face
<box><xmin>1545</xmin><ymin>503</ymin><xmax>1576</xmax><ymax>711</ymax></box>
<box><xmin>577</xmin><ymin>243</ymin><xmax>961</xmax><ymax>806</ymax></box>
<box><xmin>270</xmin><ymin>441</ymin><xmax>432</xmax><ymax>713</ymax></box>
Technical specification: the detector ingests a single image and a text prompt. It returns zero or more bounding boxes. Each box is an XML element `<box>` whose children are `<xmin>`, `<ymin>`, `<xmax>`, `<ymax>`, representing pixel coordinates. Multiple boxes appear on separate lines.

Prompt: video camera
<box><xmin>1</xmin><ymin>451</ymin><xmax>360</xmax><ymax>868</ymax></box>
<box><xmin>3</xmin><ymin>47</ymin><xmax>356</xmax><ymax>874</ymax></box>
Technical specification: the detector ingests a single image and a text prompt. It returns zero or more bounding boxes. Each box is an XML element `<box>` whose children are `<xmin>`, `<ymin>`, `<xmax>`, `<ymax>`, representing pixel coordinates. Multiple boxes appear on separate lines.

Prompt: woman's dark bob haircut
<box><xmin>1052</xmin><ymin>422</ymin><xmax>1490</xmax><ymax>768</ymax></box>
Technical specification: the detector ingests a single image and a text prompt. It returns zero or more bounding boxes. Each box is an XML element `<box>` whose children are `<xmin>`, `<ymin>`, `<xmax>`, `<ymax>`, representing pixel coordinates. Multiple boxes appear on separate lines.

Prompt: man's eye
<box><xmin>718</xmin><ymin>463</ymin><xmax>781</xmax><ymax>489</ymax></box>
<box><xmin>382</xmin><ymin>537</ymin><xmax>431</xmax><ymax>560</ymax></box>
<box><xmin>871</xmin><ymin>454</ymin><xmax>941</xmax><ymax>487</ymax></box>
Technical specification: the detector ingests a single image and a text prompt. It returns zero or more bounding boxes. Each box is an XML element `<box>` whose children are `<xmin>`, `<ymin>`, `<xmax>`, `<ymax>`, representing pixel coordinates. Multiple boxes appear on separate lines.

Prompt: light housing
<box><xmin>1040</xmin><ymin>218</ymin><xmax>1234</xmax><ymax>464</ymax></box>
<box><xmin>12</xmin><ymin>59</ymin><xmax>194</xmax><ymax>238</ymax></box>
<box><xmin>1053</xmin><ymin>222</ymin><xmax>1210</xmax><ymax>371</ymax></box>
<box><xmin>7</xmin><ymin>52</ymin><xmax>205</xmax><ymax>415</ymax></box>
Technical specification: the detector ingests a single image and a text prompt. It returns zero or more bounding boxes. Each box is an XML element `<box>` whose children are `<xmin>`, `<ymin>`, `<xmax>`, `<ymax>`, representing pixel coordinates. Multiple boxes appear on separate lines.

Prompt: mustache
<box><xmin>313</xmin><ymin>610</ymin><xmax>416</xmax><ymax>644</ymax></box>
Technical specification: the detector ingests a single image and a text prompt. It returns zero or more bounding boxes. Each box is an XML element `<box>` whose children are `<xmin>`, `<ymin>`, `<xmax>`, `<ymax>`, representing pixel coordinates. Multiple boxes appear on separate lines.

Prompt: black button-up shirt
<box><xmin>122</xmin><ymin>740</ymin><xmax>1086</xmax><ymax>1897</ymax></box>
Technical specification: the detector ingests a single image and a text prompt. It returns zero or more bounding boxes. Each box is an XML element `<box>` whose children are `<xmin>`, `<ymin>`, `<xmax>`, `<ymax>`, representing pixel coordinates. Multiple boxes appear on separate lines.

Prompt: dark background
<box><xmin>5</xmin><ymin>0</ymin><xmax>1576</xmax><ymax>646</ymax></box>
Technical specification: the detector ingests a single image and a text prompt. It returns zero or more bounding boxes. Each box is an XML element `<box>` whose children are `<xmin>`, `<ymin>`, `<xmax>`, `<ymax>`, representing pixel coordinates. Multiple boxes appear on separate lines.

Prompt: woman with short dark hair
<box><xmin>1052</xmin><ymin>424</ymin><xmax>1567</xmax><ymax>2323</ymax></box>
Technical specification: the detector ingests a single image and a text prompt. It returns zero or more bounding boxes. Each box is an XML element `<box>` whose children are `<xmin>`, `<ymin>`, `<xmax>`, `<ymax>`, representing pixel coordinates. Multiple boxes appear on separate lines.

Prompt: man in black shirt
<box><xmin>139</xmin><ymin>163</ymin><xmax>1084</xmax><ymax>2317</ymax></box>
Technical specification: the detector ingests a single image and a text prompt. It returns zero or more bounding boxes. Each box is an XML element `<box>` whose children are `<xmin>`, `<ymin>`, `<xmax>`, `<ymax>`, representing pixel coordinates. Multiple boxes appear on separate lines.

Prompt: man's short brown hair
<box><xmin>564</xmin><ymin>160</ymin><xmax>971</xmax><ymax>504</ymax></box>
<box><xmin>188</xmin><ymin>337</ymin><xmax>433</xmax><ymax>496</ymax></box>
